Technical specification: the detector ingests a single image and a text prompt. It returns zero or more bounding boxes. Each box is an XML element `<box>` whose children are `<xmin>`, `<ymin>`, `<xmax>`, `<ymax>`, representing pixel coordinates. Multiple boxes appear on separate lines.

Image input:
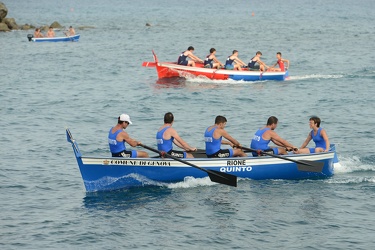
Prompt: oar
<box><xmin>239</xmin><ymin>146</ymin><xmax>324</xmax><ymax>173</ymax></box>
<box><xmin>140</xmin><ymin>144</ymin><xmax>237</xmax><ymax>187</ymax></box>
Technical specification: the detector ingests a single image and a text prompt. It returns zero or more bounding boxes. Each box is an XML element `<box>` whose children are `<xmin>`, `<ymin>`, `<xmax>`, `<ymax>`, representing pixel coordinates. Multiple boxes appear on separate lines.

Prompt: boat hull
<box><xmin>76</xmin><ymin>154</ymin><xmax>334</xmax><ymax>192</ymax></box>
<box><xmin>155</xmin><ymin>62</ymin><xmax>288</xmax><ymax>81</ymax></box>
<box><xmin>30</xmin><ymin>34</ymin><xmax>80</xmax><ymax>42</ymax></box>
<box><xmin>142</xmin><ymin>51</ymin><xmax>289</xmax><ymax>81</ymax></box>
<box><xmin>67</xmin><ymin>128</ymin><xmax>337</xmax><ymax>192</ymax></box>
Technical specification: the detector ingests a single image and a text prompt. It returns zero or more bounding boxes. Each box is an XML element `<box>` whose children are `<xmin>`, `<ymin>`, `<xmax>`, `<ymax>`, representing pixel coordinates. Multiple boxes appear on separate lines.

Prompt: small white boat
<box><xmin>27</xmin><ymin>34</ymin><xmax>80</xmax><ymax>42</ymax></box>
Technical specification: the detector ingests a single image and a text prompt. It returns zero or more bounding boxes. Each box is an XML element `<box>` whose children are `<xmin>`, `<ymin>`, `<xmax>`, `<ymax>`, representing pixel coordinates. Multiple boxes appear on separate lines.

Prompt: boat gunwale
<box><xmin>79</xmin><ymin>151</ymin><xmax>335</xmax><ymax>167</ymax></box>
<box><xmin>31</xmin><ymin>34</ymin><xmax>80</xmax><ymax>42</ymax></box>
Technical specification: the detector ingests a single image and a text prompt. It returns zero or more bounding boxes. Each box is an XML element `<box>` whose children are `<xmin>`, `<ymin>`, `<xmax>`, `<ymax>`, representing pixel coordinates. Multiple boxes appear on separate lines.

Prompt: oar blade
<box><xmin>207</xmin><ymin>170</ymin><xmax>237</xmax><ymax>187</ymax></box>
<box><xmin>297</xmin><ymin>160</ymin><xmax>324</xmax><ymax>173</ymax></box>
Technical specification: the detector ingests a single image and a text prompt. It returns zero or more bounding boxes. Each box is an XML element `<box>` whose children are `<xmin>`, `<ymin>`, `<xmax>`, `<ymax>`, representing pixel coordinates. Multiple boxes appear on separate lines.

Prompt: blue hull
<box><xmin>229</xmin><ymin>70</ymin><xmax>289</xmax><ymax>81</ymax></box>
<box><xmin>31</xmin><ymin>34</ymin><xmax>80</xmax><ymax>42</ymax></box>
<box><xmin>67</xmin><ymin>129</ymin><xmax>337</xmax><ymax>192</ymax></box>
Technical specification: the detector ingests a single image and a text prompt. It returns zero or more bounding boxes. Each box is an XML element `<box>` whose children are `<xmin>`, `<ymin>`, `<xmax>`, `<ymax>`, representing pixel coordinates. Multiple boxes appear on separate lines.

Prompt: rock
<box><xmin>20</xmin><ymin>24</ymin><xmax>31</xmax><ymax>30</ymax></box>
<box><xmin>4</xmin><ymin>17</ymin><xmax>19</xmax><ymax>30</ymax></box>
<box><xmin>77</xmin><ymin>25</ymin><xmax>95</xmax><ymax>30</ymax></box>
<box><xmin>40</xmin><ymin>25</ymin><xmax>49</xmax><ymax>31</ymax></box>
<box><xmin>50</xmin><ymin>21</ymin><xmax>62</xmax><ymax>29</ymax></box>
<box><xmin>0</xmin><ymin>22</ymin><xmax>10</xmax><ymax>31</ymax></box>
<box><xmin>20</xmin><ymin>24</ymin><xmax>35</xmax><ymax>30</ymax></box>
<box><xmin>0</xmin><ymin>2</ymin><xmax>8</xmax><ymax>22</ymax></box>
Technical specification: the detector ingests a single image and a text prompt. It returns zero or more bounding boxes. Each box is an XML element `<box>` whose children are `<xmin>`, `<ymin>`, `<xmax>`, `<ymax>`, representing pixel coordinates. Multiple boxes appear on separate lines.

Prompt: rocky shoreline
<box><xmin>0</xmin><ymin>2</ymin><xmax>94</xmax><ymax>32</ymax></box>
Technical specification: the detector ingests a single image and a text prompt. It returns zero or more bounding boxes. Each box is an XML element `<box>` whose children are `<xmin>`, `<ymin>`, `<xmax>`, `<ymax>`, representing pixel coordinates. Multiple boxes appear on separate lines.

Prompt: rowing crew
<box><xmin>177</xmin><ymin>46</ymin><xmax>290</xmax><ymax>72</ymax></box>
<box><xmin>108</xmin><ymin>113</ymin><xmax>329</xmax><ymax>159</ymax></box>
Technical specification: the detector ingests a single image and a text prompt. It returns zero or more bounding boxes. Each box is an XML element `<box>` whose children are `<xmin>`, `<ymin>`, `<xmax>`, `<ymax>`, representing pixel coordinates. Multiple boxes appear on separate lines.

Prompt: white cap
<box><xmin>119</xmin><ymin>114</ymin><xmax>132</xmax><ymax>124</ymax></box>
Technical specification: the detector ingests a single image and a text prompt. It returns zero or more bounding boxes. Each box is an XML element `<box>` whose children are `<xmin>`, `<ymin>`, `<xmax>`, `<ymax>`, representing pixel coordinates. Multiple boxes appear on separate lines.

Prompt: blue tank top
<box><xmin>178</xmin><ymin>51</ymin><xmax>188</xmax><ymax>64</ymax></box>
<box><xmin>248</xmin><ymin>56</ymin><xmax>257</xmax><ymax>68</ymax></box>
<box><xmin>311</xmin><ymin>127</ymin><xmax>326</xmax><ymax>149</ymax></box>
<box><xmin>250</xmin><ymin>127</ymin><xmax>271</xmax><ymax>151</ymax></box>
<box><xmin>204</xmin><ymin>54</ymin><xmax>213</xmax><ymax>66</ymax></box>
<box><xmin>108</xmin><ymin>128</ymin><xmax>126</xmax><ymax>153</ymax></box>
<box><xmin>225</xmin><ymin>56</ymin><xmax>234</xmax><ymax>66</ymax></box>
<box><xmin>156</xmin><ymin>126</ymin><xmax>173</xmax><ymax>152</ymax></box>
<box><xmin>204</xmin><ymin>127</ymin><xmax>222</xmax><ymax>155</ymax></box>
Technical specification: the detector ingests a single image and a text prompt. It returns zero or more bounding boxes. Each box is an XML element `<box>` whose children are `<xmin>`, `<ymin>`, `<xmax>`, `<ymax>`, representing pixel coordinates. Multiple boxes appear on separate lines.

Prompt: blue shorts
<box><xmin>204</xmin><ymin>62</ymin><xmax>213</xmax><ymax>68</ymax></box>
<box><xmin>248</xmin><ymin>64</ymin><xmax>260</xmax><ymax>70</ymax></box>
<box><xmin>178</xmin><ymin>60</ymin><xmax>188</xmax><ymax>66</ymax></box>
<box><xmin>225</xmin><ymin>65</ymin><xmax>234</xmax><ymax>70</ymax></box>
<box><xmin>112</xmin><ymin>150</ymin><xmax>137</xmax><ymax>158</ymax></box>
<box><xmin>207</xmin><ymin>149</ymin><xmax>233</xmax><ymax>158</ymax></box>
<box><xmin>252</xmin><ymin>147</ymin><xmax>278</xmax><ymax>157</ymax></box>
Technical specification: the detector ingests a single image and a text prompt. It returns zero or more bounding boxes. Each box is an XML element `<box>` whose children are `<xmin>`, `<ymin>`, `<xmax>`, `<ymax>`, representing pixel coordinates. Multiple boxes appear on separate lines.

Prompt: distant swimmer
<box><xmin>177</xmin><ymin>46</ymin><xmax>204</xmax><ymax>67</ymax></box>
<box><xmin>225</xmin><ymin>50</ymin><xmax>247</xmax><ymax>71</ymax></box>
<box><xmin>204</xmin><ymin>48</ymin><xmax>224</xmax><ymax>69</ymax></box>
<box><xmin>268</xmin><ymin>52</ymin><xmax>289</xmax><ymax>72</ymax></box>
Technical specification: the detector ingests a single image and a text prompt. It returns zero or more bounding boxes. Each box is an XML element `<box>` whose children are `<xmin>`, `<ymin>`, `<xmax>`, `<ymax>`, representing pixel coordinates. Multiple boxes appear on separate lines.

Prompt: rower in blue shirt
<box><xmin>156</xmin><ymin>112</ymin><xmax>197</xmax><ymax>158</ymax></box>
<box><xmin>108</xmin><ymin>114</ymin><xmax>149</xmax><ymax>158</ymax></box>
<box><xmin>296</xmin><ymin>116</ymin><xmax>330</xmax><ymax>154</ymax></box>
<box><xmin>205</xmin><ymin>115</ymin><xmax>247</xmax><ymax>158</ymax></box>
<box><xmin>250</xmin><ymin>116</ymin><xmax>298</xmax><ymax>156</ymax></box>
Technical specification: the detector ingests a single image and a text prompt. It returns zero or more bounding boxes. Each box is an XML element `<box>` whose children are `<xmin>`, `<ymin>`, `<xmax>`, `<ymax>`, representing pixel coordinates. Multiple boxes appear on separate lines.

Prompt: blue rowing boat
<box><xmin>27</xmin><ymin>34</ymin><xmax>80</xmax><ymax>42</ymax></box>
<box><xmin>66</xmin><ymin>129</ymin><xmax>339</xmax><ymax>192</ymax></box>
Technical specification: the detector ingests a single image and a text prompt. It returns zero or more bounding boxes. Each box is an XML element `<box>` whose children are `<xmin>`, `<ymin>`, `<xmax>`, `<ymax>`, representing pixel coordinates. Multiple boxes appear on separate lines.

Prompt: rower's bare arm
<box><xmin>222</xmin><ymin>131</ymin><xmax>240</xmax><ymax>147</ymax></box>
<box><xmin>284</xmin><ymin>59</ymin><xmax>290</xmax><ymax>68</ymax></box>
<box><xmin>321</xmin><ymin>129</ymin><xmax>330</xmax><ymax>151</ymax></box>
<box><xmin>221</xmin><ymin>140</ymin><xmax>231</xmax><ymax>146</ymax></box>
<box><xmin>300</xmin><ymin>133</ymin><xmax>312</xmax><ymax>148</ymax></box>
<box><xmin>122</xmin><ymin>132</ymin><xmax>139</xmax><ymax>147</ymax></box>
<box><xmin>191</xmin><ymin>54</ymin><xmax>203</xmax><ymax>63</ymax></box>
<box><xmin>236</xmin><ymin>58</ymin><xmax>246</xmax><ymax>66</ymax></box>
<box><xmin>174</xmin><ymin>134</ymin><xmax>195</xmax><ymax>151</ymax></box>
<box><xmin>270</xmin><ymin>132</ymin><xmax>294</xmax><ymax>148</ymax></box>
<box><xmin>259</xmin><ymin>60</ymin><xmax>269</xmax><ymax>68</ymax></box>
<box><xmin>213</xmin><ymin>56</ymin><xmax>222</xmax><ymax>65</ymax></box>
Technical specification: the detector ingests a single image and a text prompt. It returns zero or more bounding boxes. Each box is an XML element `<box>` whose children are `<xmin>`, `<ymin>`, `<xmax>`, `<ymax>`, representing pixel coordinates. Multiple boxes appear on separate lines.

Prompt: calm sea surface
<box><xmin>1</xmin><ymin>0</ymin><xmax>375</xmax><ymax>249</ymax></box>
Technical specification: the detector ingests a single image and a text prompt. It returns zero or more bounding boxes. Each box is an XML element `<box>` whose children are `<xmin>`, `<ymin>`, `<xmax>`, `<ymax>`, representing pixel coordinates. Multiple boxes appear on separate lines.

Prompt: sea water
<box><xmin>1</xmin><ymin>0</ymin><xmax>375</xmax><ymax>249</ymax></box>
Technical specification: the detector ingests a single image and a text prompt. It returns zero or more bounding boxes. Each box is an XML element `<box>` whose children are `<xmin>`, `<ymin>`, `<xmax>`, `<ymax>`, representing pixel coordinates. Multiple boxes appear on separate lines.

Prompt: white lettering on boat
<box><xmin>220</xmin><ymin>166</ymin><xmax>252</xmax><ymax>172</ymax></box>
<box><xmin>227</xmin><ymin>160</ymin><xmax>246</xmax><ymax>166</ymax></box>
<box><xmin>106</xmin><ymin>160</ymin><xmax>171</xmax><ymax>166</ymax></box>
